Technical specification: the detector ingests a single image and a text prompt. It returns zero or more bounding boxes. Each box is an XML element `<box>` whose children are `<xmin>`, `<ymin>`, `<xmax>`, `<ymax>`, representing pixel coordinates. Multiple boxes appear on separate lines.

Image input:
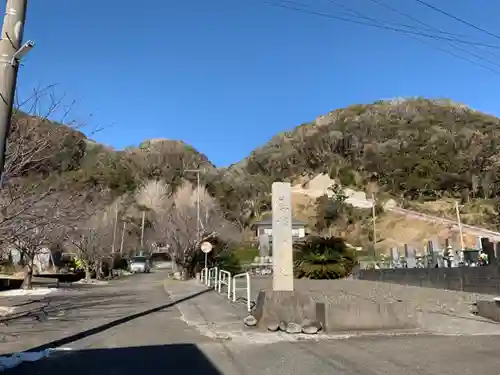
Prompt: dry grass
<box><xmin>408</xmin><ymin>198</ymin><xmax>498</xmax><ymax>231</ymax></box>
<box><xmin>291</xmin><ymin>192</ymin><xmax>317</xmax><ymax>223</ymax></box>
<box><xmin>375</xmin><ymin>214</ymin><xmax>478</xmax><ymax>254</ymax></box>
<box><xmin>290</xmin><ymin>191</ymin><xmax>480</xmax><ymax>255</ymax></box>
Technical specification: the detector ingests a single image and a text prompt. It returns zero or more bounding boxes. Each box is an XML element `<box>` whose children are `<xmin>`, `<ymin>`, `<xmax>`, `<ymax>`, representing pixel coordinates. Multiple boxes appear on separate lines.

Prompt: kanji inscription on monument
<box><xmin>272</xmin><ymin>182</ymin><xmax>294</xmax><ymax>291</ymax></box>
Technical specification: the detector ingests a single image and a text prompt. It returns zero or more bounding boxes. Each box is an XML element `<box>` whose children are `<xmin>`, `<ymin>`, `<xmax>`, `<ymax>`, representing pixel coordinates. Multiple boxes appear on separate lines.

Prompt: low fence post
<box><xmin>208</xmin><ymin>267</ymin><xmax>218</xmax><ymax>288</ymax></box>
<box><xmin>218</xmin><ymin>270</ymin><xmax>232</xmax><ymax>299</ymax></box>
<box><xmin>232</xmin><ymin>272</ymin><xmax>251</xmax><ymax>313</ymax></box>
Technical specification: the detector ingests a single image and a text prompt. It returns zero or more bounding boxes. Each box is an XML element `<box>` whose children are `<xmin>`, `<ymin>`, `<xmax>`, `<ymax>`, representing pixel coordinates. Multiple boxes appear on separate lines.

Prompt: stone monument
<box><xmin>272</xmin><ymin>182</ymin><xmax>294</xmax><ymax>292</ymax></box>
<box><xmin>251</xmin><ymin>182</ymin><xmax>327</xmax><ymax>331</ymax></box>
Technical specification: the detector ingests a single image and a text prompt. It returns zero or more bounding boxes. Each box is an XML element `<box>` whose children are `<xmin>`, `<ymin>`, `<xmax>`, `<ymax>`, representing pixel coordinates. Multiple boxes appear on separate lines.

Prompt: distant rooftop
<box><xmin>253</xmin><ymin>213</ymin><xmax>307</xmax><ymax>227</ymax></box>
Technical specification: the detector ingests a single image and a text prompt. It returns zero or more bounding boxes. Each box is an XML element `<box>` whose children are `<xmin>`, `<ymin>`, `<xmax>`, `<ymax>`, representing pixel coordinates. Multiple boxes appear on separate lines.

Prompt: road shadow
<box><xmin>0</xmin><ymin>291</ymin><xmax>133</xmax><ymax>324</ymax></box>
<box><xmin>21</xmin><ymin>288</ymin><xmax>212</xmax><ymax>353</ymax></box>
<box><xmin>4</xmin><ymin>344</ymin><xmax>223</xmax><ymax>375</ymax></box>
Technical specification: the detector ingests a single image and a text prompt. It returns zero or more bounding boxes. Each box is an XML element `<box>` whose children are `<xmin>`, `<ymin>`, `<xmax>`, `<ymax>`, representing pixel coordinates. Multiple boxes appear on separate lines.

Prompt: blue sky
<box><xmin>18</xmin><ymin>0</ymin><xmax>500</xmax><ymax>166</ymax></box>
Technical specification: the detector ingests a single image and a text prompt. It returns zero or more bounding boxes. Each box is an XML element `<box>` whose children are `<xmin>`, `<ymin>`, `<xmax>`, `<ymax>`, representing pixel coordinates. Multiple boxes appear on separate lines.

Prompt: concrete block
<box><xmin>252</xmin><ymin>290</ymin><xmax>420</xmax><ymax>333</ymax></box>
<box><xmin>476</xmin><ymin>300</ymin><xmax>500</xmax><ymax>322</ymax></box>
<box><xmin>325</xmin><ymin>298</ymin><xmax>422</xmax><ymax>331</ymax></box>
<box><xmin>252</xmin><ymin>290</ymin><xmax>326</xmax><ymax>331</ymax></box>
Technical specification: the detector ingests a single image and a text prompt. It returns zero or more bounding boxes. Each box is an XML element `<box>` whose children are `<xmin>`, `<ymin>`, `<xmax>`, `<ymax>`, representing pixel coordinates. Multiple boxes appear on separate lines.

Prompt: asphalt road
<box><xmin>3</xmin><ymin>271</ymin><xmax>500</xmax><ymax>375</ymax></box>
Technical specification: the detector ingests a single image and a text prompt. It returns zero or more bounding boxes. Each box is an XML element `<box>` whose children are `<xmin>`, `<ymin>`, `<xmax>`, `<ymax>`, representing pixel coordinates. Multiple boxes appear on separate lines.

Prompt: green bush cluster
<box><xmin>294</xmin><ymin>236</ymin><xmax>357</xmax><ymax>279</ymax></box>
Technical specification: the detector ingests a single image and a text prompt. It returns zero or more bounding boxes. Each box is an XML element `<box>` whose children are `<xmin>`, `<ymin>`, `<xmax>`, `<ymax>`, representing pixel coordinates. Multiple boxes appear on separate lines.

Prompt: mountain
<box><xmin>11</xmin><ymin>97</ymin><xmax>500</xmax><ymax>253</ymax></box>
<box><xmin>231</xmin><ymin>97</ymin><xmax>500</xmax><ymax>199</ymax></box>
<box><xmin>224</xmin><ymin>97</ymin><xmax>500</xmax><ymax>250</ymax></box>
<box><xmin>5</xmin><ymin>114</ymin><xmax>214</xmax><ymax>207</ymax></box>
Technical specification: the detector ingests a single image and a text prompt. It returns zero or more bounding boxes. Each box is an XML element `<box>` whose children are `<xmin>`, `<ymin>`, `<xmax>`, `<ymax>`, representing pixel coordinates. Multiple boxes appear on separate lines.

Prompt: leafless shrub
<box><xmin>137</xmin><ymin>180</ymin><xmax>241</xmax><ymax>275</ymax></box>
<box><xmin>66</xmin><ymin>209</ymin><xmax>115</xmax><ymax>281</ymax></box>
<box><xmin>0</xmin><ymin>86</ymin><xmax>100</xmax><ymax>286</ymax></box>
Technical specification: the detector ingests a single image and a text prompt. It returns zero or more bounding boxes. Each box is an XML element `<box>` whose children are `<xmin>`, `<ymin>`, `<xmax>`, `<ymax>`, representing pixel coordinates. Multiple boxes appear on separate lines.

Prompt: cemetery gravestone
<box><xmin>406</xmin><ymin>249</ymin><xmax>417</xmax><ymax>268</ymax></box>
<box><xmin>476</xmin><ymin>236</ymin><xmax>483</xmax><ymax>251</ymax></box>
<box><xmin>482</xmin><ymin>238</ymin><xmax>495</xmax><ymax>265</ymax></box>
<box><xmin>391</xmin><ymin>247</ymin><xmax>400</xmax><ymax>268</ymax></box>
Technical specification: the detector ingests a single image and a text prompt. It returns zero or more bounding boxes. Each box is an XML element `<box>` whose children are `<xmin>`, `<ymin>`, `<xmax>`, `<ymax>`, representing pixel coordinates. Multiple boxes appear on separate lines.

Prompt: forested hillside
<box><xmin>228</xmin><ymin>98</ymin><xmax>500</xmax><ymax>231</ymax></box>
<box><xmin>6</xmin><ymin>96</ymin><xmax>500</xmax><ymax>275</ymax></box>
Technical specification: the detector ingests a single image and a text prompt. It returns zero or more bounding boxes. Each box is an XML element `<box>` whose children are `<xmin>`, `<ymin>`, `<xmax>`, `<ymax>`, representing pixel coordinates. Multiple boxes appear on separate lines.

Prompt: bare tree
<box><xmin>137</xmin><ymin>180</ymin><xmax>240</xmax><ymax>277</ymax></box>
<box><xmin>10</xmin><ymin>220</ymin><xmax>63</xmax><ymax>288</ymax></box>
<box><xmin>166</xmin><ymin>182</ymin><xmax>240</xmax><ymax>276</ymax></box>
<box><xmin>136</xmin><ymin>180</ymin><xmax>172</xmax><ymax>247</ymax></box>
<box><xmin>66</xmin><ymin>212</ymin><xmax>114</xmax><ymax>282</ymax></box>
<box><xmin>4</xmin><ymin>185</ymin><xmax>97</xmax><ymax>288</ymax></box>
<box><xmin>0</xmin><ymin>86</ymin><xmax>99</xmax><ymax>284</ymax></box>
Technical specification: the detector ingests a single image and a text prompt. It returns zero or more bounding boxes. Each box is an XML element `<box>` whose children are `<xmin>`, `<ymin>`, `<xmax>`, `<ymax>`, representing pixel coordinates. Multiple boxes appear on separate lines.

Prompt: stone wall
<box><xmin>355</xmin><ymin>265</ymin><xmax>500</xmax><ymax>295</ymax></box>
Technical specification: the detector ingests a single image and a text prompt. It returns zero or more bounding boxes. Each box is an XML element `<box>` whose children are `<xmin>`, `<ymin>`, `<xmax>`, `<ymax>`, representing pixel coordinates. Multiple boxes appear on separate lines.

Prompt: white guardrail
<box><xmin>218</xmin><ymin>270</ymin><xmax>231</xmax><ymax>298</ymax></box>
<box><xmin>199</xmin><ymin>267</ymin><xmax>251</xmax><ymax>313</ymax></box>
<box><xmin>232</xmin><ymin>272</ymin><xmax>251</xmax><ymax>312</ymax></box>
<box><xmin>207</xmin><ymin>266</ymin><xmax>218</xmax><ymax>287</ymax></box>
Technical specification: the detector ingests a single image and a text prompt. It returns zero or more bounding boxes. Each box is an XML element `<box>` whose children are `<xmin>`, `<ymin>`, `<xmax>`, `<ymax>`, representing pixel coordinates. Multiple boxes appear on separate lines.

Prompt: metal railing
<box><xmin>232</xmin><ymin>272</ymin><xmax>251</xmax><ymax>312</ymax></box>
<box><xmin>207</xmin><ymin>266</ymin><xmax>218</xmax><ymax>287</ymax></box>
<box><xmin>218</xmin><ymin>270</ymin><xmax>231</xmax><ymax>299</ymax></box>
<box><xmin>200</xmin><ymin>267</ymin><xmax>208</xmax><ymax>285</ymax></box>
<box><xmin>198</xmin><ymin>267</ymin><xmax>251</xmax><ymax>312</ymax></box>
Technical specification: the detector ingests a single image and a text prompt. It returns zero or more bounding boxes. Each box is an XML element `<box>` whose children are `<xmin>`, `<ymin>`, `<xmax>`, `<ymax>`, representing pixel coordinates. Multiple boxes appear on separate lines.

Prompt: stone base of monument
<box><xmin>252</xmin><ymin>290</ymin><xmax>422</xmax><ymax>333</ymax></box>
<box><xmin>252</xmin><ymin>290</ymin><xmax>327</xmax><ymax>331</ymax></box>
<box><xmin>325</xmin><ymin>297</ymin><xmax>421</xmax><ymax>331</ymax></box>
<box><xmin>475</xmin><ymin>299</ymin><xmax>500</xmax><ymax>322</ymax></box>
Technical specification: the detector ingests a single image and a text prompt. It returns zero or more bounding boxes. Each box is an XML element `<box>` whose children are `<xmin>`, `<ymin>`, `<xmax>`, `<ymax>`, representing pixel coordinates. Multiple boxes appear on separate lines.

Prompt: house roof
<box><xmin>253</xmin><ymin>213</ymin><xmax>307</xmax><ymax>227</ymax></box>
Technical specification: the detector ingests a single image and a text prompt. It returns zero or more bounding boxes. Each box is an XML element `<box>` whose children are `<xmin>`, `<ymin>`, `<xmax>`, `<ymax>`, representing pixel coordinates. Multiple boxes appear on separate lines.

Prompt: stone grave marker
<box><xmin>476</xmin><ymin>236</ymin><xmax>483</xmax><ymax>251</ymax></box>
<box><xmin>406</xmin><ymin>249</ymin><xmax>417</xmax><ymax>268</ymax></box>
<box><xmin>482</xmin><ymin>238</ymin><xmax>495</xmax><ymax>265</ymax></box>
<box><xmin>391</xmin><ymin>247</ymin><xmax>400</xmax><ymax>268</ymax></box>
<box><xmin>436</xmin><ymin>252</ymin><xmax>445</xmax><ymax>268</ymax></box>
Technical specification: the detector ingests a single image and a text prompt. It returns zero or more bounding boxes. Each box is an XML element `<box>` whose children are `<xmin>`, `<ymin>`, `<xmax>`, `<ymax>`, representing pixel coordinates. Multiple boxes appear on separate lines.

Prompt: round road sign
<box><xmin>201</xmin><ymin>241</ymin><xmax>213</xmax><ymax>253</ymax></box>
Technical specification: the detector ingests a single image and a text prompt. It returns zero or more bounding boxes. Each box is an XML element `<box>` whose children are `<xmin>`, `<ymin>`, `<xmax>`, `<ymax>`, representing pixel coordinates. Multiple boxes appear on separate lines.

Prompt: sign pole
<box><xmin>201</xmin><ymin>241</ymin><xmax>213</xmax><ymax>285</ymax></box>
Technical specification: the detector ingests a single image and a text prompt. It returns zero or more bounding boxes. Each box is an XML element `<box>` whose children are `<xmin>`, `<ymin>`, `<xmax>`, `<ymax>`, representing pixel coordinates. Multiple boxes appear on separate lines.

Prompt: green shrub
<box><xmin>294</xmin><ymin>236</ymin><xmax>357</xmax><ymax>279</ymax></box>
<box><xmin>214</xmin><ymin>250</ymin><xmax>242</xmax><ymax>275</ymax></box>
<box><xmin>231</xmin><ymin>245</ymin><xmax>259</xmax><ymax>265</ymax></box>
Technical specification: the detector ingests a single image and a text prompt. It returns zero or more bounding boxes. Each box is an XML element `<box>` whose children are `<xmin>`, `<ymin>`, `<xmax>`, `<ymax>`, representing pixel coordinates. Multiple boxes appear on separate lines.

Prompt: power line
<box><xmin>282</xmin><ymin>0</ymin><xmax>473</xmax><ymax>39</ymax></box>
<box><xmin>414</xmin><ymin>0</ymin><xmax>500</xmax><ymax>42</ymax></box>
<box><xmin>263</xmin><ymin>0</ymin><xmax>500</xmax><ymax>75</ymax></box>
<box><xmin>361</xmin><ymin>0</ymin><xmax>500</xmax><ymax>68</ymax></box>
<box><xmin>323</xmin><ymin>0</ymin><xmax>500</xmax><ymax>73</ymax></box>
<box><xmin>264</xmin><ymin>1</ymin><xmax>500</xmax><ymax>50</ymax></box>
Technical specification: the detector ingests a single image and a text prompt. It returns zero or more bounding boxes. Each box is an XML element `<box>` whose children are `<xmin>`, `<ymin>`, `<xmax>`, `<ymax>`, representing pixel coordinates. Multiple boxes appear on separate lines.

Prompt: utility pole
<box><xmin>0</xmin><ymin>0</ymin><xmax>33</xmax><ymax>182</ymax></box>
<box><xmin>455</xmin><ymin>201</ymin><xmax>465</xmax><ymax>262</ymax></box>
<box><xmin>120</xmin><ymin>221</ymin><xmax>126</xmax><ymax>255</ymax></box>
<box><xmin>140</xmin><ymin>211</ymin><xmax>145</xmax><ymax>248</ymax></box>
<box><xmin>111</xmin><ymin>206</ymin><xmax>118</xmax><ymax>253</ymax></box>
<box><xmin>185</xmin><ymin>169</ymin><xmax>204</xmax><ymax>242</ymax></box>
<box><xmin>372</xmin><ymin>193</ymin><xmax>377</xmax><ymax>259</ymax></box>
